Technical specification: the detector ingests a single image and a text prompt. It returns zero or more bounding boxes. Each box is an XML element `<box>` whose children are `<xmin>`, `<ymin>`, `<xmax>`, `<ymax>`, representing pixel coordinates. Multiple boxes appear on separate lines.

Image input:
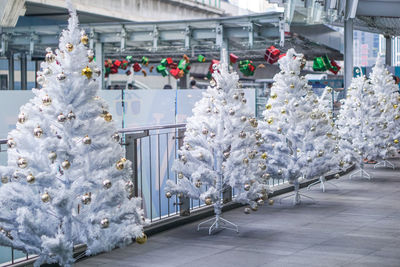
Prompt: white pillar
<box><xmin>344</xmin><ymin>18</ymin><xmax>354</xmax><ymax>90</ymax></box>
<box><xmin>385</xmin><ymin>35</ymin><xmax>393</xmax><ymax>66</ymax></box>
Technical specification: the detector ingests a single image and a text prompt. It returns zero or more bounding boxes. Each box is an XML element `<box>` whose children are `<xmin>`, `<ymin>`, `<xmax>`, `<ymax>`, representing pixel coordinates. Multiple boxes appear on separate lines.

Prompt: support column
<box><xmin>344</xmin><ymin>18</ymin><xmax>354</xmax><ymax>91</ymax></box>
<box><xmin>20</xmin><ymin>53</ymin><xmax>27</xmax><ymax>90</ymax></box>
<box><xmin>8</xmin><ymin>52</ymin><xmax>14</xmax><ymax>90</ymax></box>
<box><xmin>95</xmin><ymin>42</ymin><xmax>104</xmax><ymax>89</ymax></box>
<box><xmin>35</xmin><ymin>60</ymin><xmax>40</xmax><ymax>89</ymax></box>
<box><xmin>385</xmin><ymin>35</ymin><xmax>392</xmax><ymax>66</ymax></box>
<box><xmin>216</xmin><ymin>24</ymin><xmax>228</xmax><ymax>62</ymax></box>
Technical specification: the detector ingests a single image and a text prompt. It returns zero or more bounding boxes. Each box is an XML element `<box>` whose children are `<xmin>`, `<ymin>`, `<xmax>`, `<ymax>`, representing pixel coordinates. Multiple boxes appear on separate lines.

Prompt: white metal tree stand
<box><xmin>374</xmin><ymin>159</ymin><xmax>395</xmax><ymax>170</ymax></box>
<box><xmin>349</xmin><ymin>160</ymin><xmax>371</xmax><ymax>180</ymax></box>
<box><xmin>307</xmin><ymin>175</ymin><xmax>339</xmax><ymax>192</ymax></box>
<box><xmin>279</xmin><ymin>178</ymin><xmax>315</xmax><ymax>205</ymax></box>
<box><xmin>196</xmin><ymin>174</ymin><xmax>239</xmax><ymax>235</ymax></box>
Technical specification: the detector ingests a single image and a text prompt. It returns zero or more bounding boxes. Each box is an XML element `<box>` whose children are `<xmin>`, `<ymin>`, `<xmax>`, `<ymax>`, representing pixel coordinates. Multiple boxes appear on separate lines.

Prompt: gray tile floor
<box><xmin>76</xmin><ymin>160</ymin><xmax>400</xmax><ymax>267</ymax></box>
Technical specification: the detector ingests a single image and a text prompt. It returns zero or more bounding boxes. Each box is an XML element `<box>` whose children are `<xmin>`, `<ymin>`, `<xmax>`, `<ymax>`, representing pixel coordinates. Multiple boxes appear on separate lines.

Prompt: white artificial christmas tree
<box><xmin>0</xmin><ymin>4</ymin><xmax>145</xmax><ymax>266</ymax></box>
<box><xmin>336</xmin><ymin>75</ymin><xmax>382</xmax><ymax>179</ymax></box>
<box><xmin>369</xmin><ymin>55</ymin><xmax>400</xmax><ymax>168</ymax></box>
<box><xmin>258</xmin><ymin>48</ymin><xmax>338</xmax><ymax>204</ymax></box>
<box><xmin>165</xmin><ymin>53</ymin><xmax>269</xmax><ymax>234</ymax></box>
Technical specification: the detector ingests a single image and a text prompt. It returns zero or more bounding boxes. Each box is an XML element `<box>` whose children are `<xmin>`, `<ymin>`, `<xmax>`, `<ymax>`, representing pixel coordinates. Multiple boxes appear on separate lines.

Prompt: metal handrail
<box><xmin>118</xmin><ymin>123</ymin><xmax>186</xmax><ymax>133</ymax></box>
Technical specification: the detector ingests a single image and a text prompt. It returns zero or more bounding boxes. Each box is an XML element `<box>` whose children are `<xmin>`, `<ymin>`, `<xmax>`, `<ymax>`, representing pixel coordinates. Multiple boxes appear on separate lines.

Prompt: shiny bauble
<box><xmin>100</xmin><ymin>218</ymin><xmax>110</xmax><ymax>229</ymax></box>
<box><xmin>112</xmin><ymin>133</ymin><xmax>120</xmax><ymax>142</ymax></box>
<box><xmin>178</xmin><ymin>172</ymin><xmax>184</xmax><ymax>179</ymax></box>
<box><xmin>104</xmin><ymin>112</ymin><xmax>112</xmax><ymax>122</ymax></box>
<box><xmin>255</xmin><ymin>131</ymin><xmax>262</xmax><ymax>140</ymax></box>
<box><xmin>198</xmin><ymin>153</ymin><xmax>204</xmax><ymax>160</ymax></box>
<box><xmin>195</xmin><ymin>181</ymin><xmax>202</xmax><ymax>188</ymax></box>
<box><xmin>26</xmin><ymin>173</ymin><xmax>35</xmax><ymax>184</ymax></box>
<box><xmin>82</xmin><ymin>193</ymin><xmax>91</xmax><ymax>205</ymax></box>
<box><xmin>81</xmin><ymin>35</ymin><xmax>89</xmax><ymax>45</ymax></box>
<box><xmin>281</xmin><ymin>109</ymin><xmax>286</xmax><ymax>114</ymax></box>
<box><xmin>265</xmin><ymin>104</ymin><xmax>272</xmax><ymax>111</ymax></box>
<box><xmin>334</xmin><ymin>173</ymin><xmax>340</xmax><ymax>179</ymax></box>
<box><xmin>67</xmin><ymin>111</ymin><xmax>76</xmax><ymax>120</ymax></box>
<box><xmin>290</xmin><ymin>71</ymin><xmax>296</xmax><ymax>75</ymax></box>
<box><xmin>210</xmin><ymin>132</ymin><xmax>216</xmax><ymax>138</ymax></box>
<box><xmin>83</xmin><ymin>135</ymin><xmax>92</xmax><ymax>145</ymax></box>
<box><xmin>82</xmin><ymin>66</ymin><xmax>93</xmax><ymax>79</ymax></box>
<box><xmin>277</xmin><ymin>169</ymin><xmax>283</xmax><ymax>175</ymax></box>
<box><xmin>206</xmin><ymin>107</ymin><xmax>211</xmax><ymax>113</ymax></box>
<box><xmin>395</xmin><ymin>115</ymin><xmax>400</xmax><ymax>120</ymax></box>
<box><xmin>165</xmin><ymin>192</ymin><xmax>172</xmax><ymax>198</ymax></box>
<box><xmin>37</xmin><ymin>75</ymin><xmax>45</xmax><ymax>85</ymax></box>
<box><xmin>180</xmin><ymin>155</ymin><xmax>187</xmax><ymax>163</ymax></box>
<box><xmin>33</xmin><ymin>126</ymin><xmax>43</xmax><ymax>138</ymax></box>
<box><xmin>233</xmin><ymin>94</ymin><xmax>239</xmax><ymax>100</ymax></box>
<box><xmin>202</xmin><ymin>128</ymin><xmax>208</xmax><ymax>135</ymax></box>
<box><xmin>45</xmin><ymin>51</ymin><xmax>56</xmax><ymax>63</ymax></box>
<box><xmin>290</xmin><ymin>84</ymin><xmax>295</xmax><ymax>89</ymax></box>
<box><xmin>62</xmin><ymin>160</ymin><xmax>71</xmax><ymax>170</ymax></box>
<box><xmin>244</xmin><ymin>183</ymin><xmax>251</xmax><ymax>191</ymax></box>
<box><xmin>240</xmin><ymin>116</ymin><xmax>247</xmax><ymax>122</ymax></box>
<box><xmin>57</xmin><ymin>113</ymin><xmax>66</xmax><ymax>123</ymax></box>
<box><xmin>41</xmin><ymin>192</ymin><xmax>51</xmax><ymax>203</ymax></box>
<box><xmin>1</xmin><ymin>176</ymin><xmax>9</xmax><ymax>184</ymax></box>
<box><xmin>223</xmin><ymin>151</ymin><xmax>231</xmax><ymax>159</ymax></box>
<box><xmin>268</xmin><ymin>199</ymin><xmax>274</xmax><ymax>205</ymax></box>
<box><xmin>307</xmin><ymin>156</ymin><xmax>312</xmax><ymax>162</ymax></box>
<box><xmin>57</xmin><ymin>73</ymin><xmax>66</xmax><ymax>81</ymax></box>
<box><xmin>209</xmin><ymin>79</ymin><xmax>216</xmax><ymax>87</ymax></box>
<box><xmin>136</xmin><ymin>233</ymin><xmax>147</xmax><ymax>244</ymax></box>
<box><xmin>271</xmin><ymin>93</ymin><xmax>277</xmax><ymax>99</ymax></box>
<box><xmin>248</xmin><ymin>151</ymin><xmax>256</xmax><ymax>159</ymax></box>
<box><xmin>48</xmin><ymin>151</ymin><xmax>57</xmax><ymax>162</ymax></box>
<box><xmin>66</xmin><ymin>43</ymin><xmax>74</xmax><ymax>52</ymax></box>
<box><xmin>125</xmin><ymin>180</ymin><xmax>134</xmax><ymax>191</ymax></box>
<box><xmin>103</xmin><ymin>179</ymin><xmax>112</xmax><ymax>189</ymax></box>
<box><xmin>228</xmin><ymin>109</ymin><xmax>235</xmax><ymax>116</ymax></box>
<box><xmin>18</xmin><ymin>113</ymin><xmax>26</xmax><ymax>124</ymax></box>
<box><xmin>205</xmin><ymin>197</ymin><xmax>212</xmax><ymax>205</ymax></box>
<box><xmin>310</xmin><ymin>126</ymin><xmax>316</xmax><ymax>131</ymax></box>
<box><xmin>17</xmin><ymin>158</ymin><xmax>28</xmax><ymax>169</ymax></box>
<box><xmin>259</xmin><ymin>163</ymin><xmax>266</xmax><ymax>170</ymax></box>
<box><xmin>339</xmin><ymin>160</ymin><xmax>344</xmax><ymax>167</ymax></box>
<box><xmin>284</xmin><ymin>99</ymin><xmax>289</xmax><ymax>104</ymax></box>
<box><xmin>251</xmin><ymin>204</ymin><xmax>258</xmax><ymax>211</ymax></box>
<box><xmin>87</xmin><ymin>50</ymin><xmax>94</xmax><ymax>61</ymax></box>
<box><xmin>42</xmin><ymin>94</ymin><xmax>52</xmax><ymax>106</ymax></box>
<box><xmin>262</xmin><ymin>173</ymin><xmax>270</xmax><ymax>180</ymax></box>
<box><xmin>242</xmin><ymin>98</ymin><xmax>247</xmax><ymax>104</ymax></box>
<box><xmin>394</xmin><ymin>139</ymin><xmax>399</xmax><ymax>144</ymax></box>
<box><xmin>7</xmin><ymin>138</ymin><xmax>16</xmax><ymax>149</ymax></box>
<box><xmin>243</xmin><ymin>158</ymin><xmax>249</xmax><ymax>164</ymax></box>
<box><xmin>13</xmin><ymin>171</ymin><xmax>19</xmax><ymax>179</ymax></box>
<box><xmin>267</xmin><ymin>118</ymin><xmax>273</xmax><ymax>124</ymax></box>
<box><xmin>244</xmin><ymin>207</ymin><xmax>251</xmax><ymax>214</ymax></box>
<box><xmin>116</xmin><ymin>159</ymin><xmax>125</xmax><ymax>170</ymax></box>
<box><xmin>239</xmin><ymin>131</ymin><xmax>246</xmax><ymax>138</ymax></box>
<box><xmin>257</xmin><ymin>199</ymin><xmax>264</xmax><ymax>206</ymax></box>
<box><xmin>277</xmin><ymin>127</ymin><xmax>282</xmax><ymax>134</ymax></box>
<box><xmin>318</xmin><ymin>150</ymin><xmax>324</xmax><ymax>157</ymax></box>
<box><xmin>93</xmin><ymin>67</ymin><xmax>101</xmax><ymax>77</ymax></box>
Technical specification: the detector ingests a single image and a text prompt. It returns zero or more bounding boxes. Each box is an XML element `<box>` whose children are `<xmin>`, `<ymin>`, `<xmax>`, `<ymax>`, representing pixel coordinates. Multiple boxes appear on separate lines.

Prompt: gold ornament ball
<box><xmin>57</xmin><ymin>73</ymin><xmax>66</xmax><ymax>81</ymax></box>
<box><xmin>262</xmin><ymin>173</ymin><xmax>270</xmax><ymax>180</ymax></box>
<box><xmin>244</xmin><ymin>207</ymin><xmax>251</xmax><ymax>214</ymax></box>
<box><xmin>395</xmin><ymin>115</ymin><xmax>400</xmax><ymax>120</ymax></box>
<box><xmin>178</xmin><ymin>172</ymin><xmax>184</xmax><ymax>179</ymax></box>
<box><xmin>268</xmin><ymin>199</ymin><xmax>274</xmax><ymax>205</ymax></box>
<box><xmin>205</xmin><ymin>197</ymin><xmax>212</xmax><ymax>205</ymax></box>
<box><xmin>244</xmin><ymin>183</ymin><xmax>251</xmax><ymax>191</ymax></box>
<box><xmin>67</xmin><ymin>111</ymin><xmax>76</xmax><ymax>120</ymax></box>
<box><xmin>62</xmin><ymin>160</ymin><xmax>71</xmax><ymax>170</ymax></box>
<box><xmin>42</xmin><ymin>95</ymin><xmax>52</xmax><ymax>106</ymax></box>
<box><xmin>57</xmin><ymin>113</ymin><xmax>66</xmax><ymax>123</ymax></box>
<box><xmin>284</xmin><ymin>99</ymin><xmax>289</xmax><ymax>104</ymax></box>
<box><xmin>239</xmin><ymin>131</ymin><xmax>246</xmax><ymax>138</ymax></box>
<box><xmin>318</xmin><ymin>150</ymin><xmax>324</xmax><ymax>157</ymax></box>
<box><xmin>257</xmin><ymin>199</ymin><xmax>264</xmax><ymax>206</ymax></box>
<box><xmin>240</xmin><ymin>116</ymin><xmax>247</xmax><ymax>122</ymax></box>
<box><xmin>271</xmin><ymin>93</ymin><xmax>277</xmax><ymax>99</ymax></box>
<box><xmin>334</xmin><ymin>173</ymin><xmax>340</xmax><ymax>179</ymax></box>
<box><xmin>45</xmin><ymin>51</ymin><xmax>56</xmax><ymax>63</ymax></box>
<box><xmin>339</xmin><ymin>160</ymin><xmax>344</xmax><ymax>167</ymax></box>
<box><xmin>136</xmin><ymin>233</ymin><xmax>147</xmax><ymax>244</ymax></box>
<box><xmin>7</xmin><ymin>138</ymin><xmax>16</xmax><ymax>149</ymax></box>
<box><xmin>103</xmin><ymin>112</ymin><xmax>112</xmax><ymax>122</ymax></box>
<box><xmin>267</xmin><ymin>118</ymin><xmax>273</xmax><ymax>124</ymax></box>
<box><xmin>83</xmin><ymin>135</ymin><xmax>92</xmax><ymax>145</ymax></box>
<box><xmin>41</xmin><ymin>192</ymin><xmax>51</xmax><ymax>203</ymax></box>
<box><xmin>116</xmin><ymin>159</ymin><xmax>125</xmax><ymax>170</ymax></box>
<box><xmin>103</xmin><ymin>179</ymin><xmax>112</xmax><ymax>189</ymax></box>
<box><xmin>66</xmin><ymin>43</ymin><xmax>74</xmax><ymax>52</ymax></box>
<box><xmin>195</xmin><ymin>181</ymin><xmax>202</xmax><ymax>188</ymax></box>
<box><xmin>261</xmin><ymin>152</ymin><xmax>268</xmax><ymax>159</ymax></box>
<box><xmin>26</xmin><ymin>173</ymin><xmax>35</xmax><ymax>184</ymax></box>
<box><xmin>265</xmin><ymin>104</ymin><xmax>272</xmax><ymax>110</ymax></box>
<box><xmin>202</xmin><ymin>128</ymin><xmax>209</xmax><ymax>135</ymax></box>
<box><xmin>48</xmin><ymin>151</ymin><xmax>57</xmax><ymax>162</ymax></box>
<box><xmin>100</xmin><ymin>218</ymin><xmax>110</xmax><ymax>229</ymax></box>
<box><xmin>18</xmin><ymin>113</ymin><xmax>26</xmax><ymax>124</ymax></box>
<box><xmin>17</xmin><ymin>158</ymin><xmax>28</xmax><ymax>169</ymax></box>
<box><xmin>1</xmin><ymin>176</ymin><xmax>9</xmax><ymax>184</ymax></box>
<box><xmin>243</xmin><ymin>158</ymin><xmax>249</xmax><ymax>164</ymax></box>
<box><xmin>82</xmin><ymin>66</ymin><xmax>93</xmax><ymax>79</ymax></box>
<box><xmin>81</xmin><ymin>35</ymin><xmax>89</xmax><ymax>45</ymax></box>
<box><xmin>34</xmin><ymin>126</ymin><xmax>43</xmax><ymax>138</ymax></box>
<box><xmin>82</xmin><ymin>193</ymin><xmax>91</xmax><ymax>205</ymax></box>
<box><xmin>259</xmin><ymin>163</ymin><xmax>267</xmax><ymax>170</ymax></box>
<box><xmin>277</xmin><ymin>169</ymin><xmax>283</xmax><ymax>175</ymax></box>
<box><xmin>394</xmin><ymin>139</ymin><xmax>399</xmax><ymax>144</ymax></box>
<box><xmin>310</xmin><ymin>126</ymin><xmax>316</xmax><ymax>131</ymax></box>
<box><xmin>290</xmin><ymin>84</ymin><xmax>295</xmax><ymax>89</ymax></box>
<box><xmin>281</xmin><ymin>109</ymin><xmax>286</xmax><ymax>114</ymax></box>
<box><xmin>165</xmin><ymin>192</ymin><xmax>172</xmax><ymax>198</ymax></box>
<box><xmin>394</xmin><ymin>104</ymin><xmax>398</xmax><ymax>109</ymax></box>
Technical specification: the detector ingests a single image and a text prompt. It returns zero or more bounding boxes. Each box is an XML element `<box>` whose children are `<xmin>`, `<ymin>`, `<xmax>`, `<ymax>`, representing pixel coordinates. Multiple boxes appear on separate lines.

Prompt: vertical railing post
<box><xmin>223</xmin><ymin>184</ymin><xmax>232</xmax><ymax>204</ymax></box>
<box><xmin>177</xmin><ymin>128</ymin><xmax>190</xmax><ymax>216</ymax></box>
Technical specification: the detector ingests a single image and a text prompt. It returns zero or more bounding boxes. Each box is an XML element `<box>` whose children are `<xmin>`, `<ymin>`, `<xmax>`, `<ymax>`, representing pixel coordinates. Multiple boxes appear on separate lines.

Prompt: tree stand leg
<box><xmin>279</xmin><ymin>180</ymin><xmax>315</xmax><ymax>205</ymax></box>
<box><xmin>307</xmin><ymin>176</ymin><xmax>339</xmax><ymax>192</ymax></box>
<box><xmin>350</xmin><ymin>162</ymin><xmax>371</xmax><ymax>180</ymax></box>
<box><xmin>197</xmin><ymin>205</ymin><xmax>239</xmax><ymax>235</ymax></box>
<box><xmin>374</xmin><ymin>159</ymin><xmax>395</xmax><ymax>170</ymax></box>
